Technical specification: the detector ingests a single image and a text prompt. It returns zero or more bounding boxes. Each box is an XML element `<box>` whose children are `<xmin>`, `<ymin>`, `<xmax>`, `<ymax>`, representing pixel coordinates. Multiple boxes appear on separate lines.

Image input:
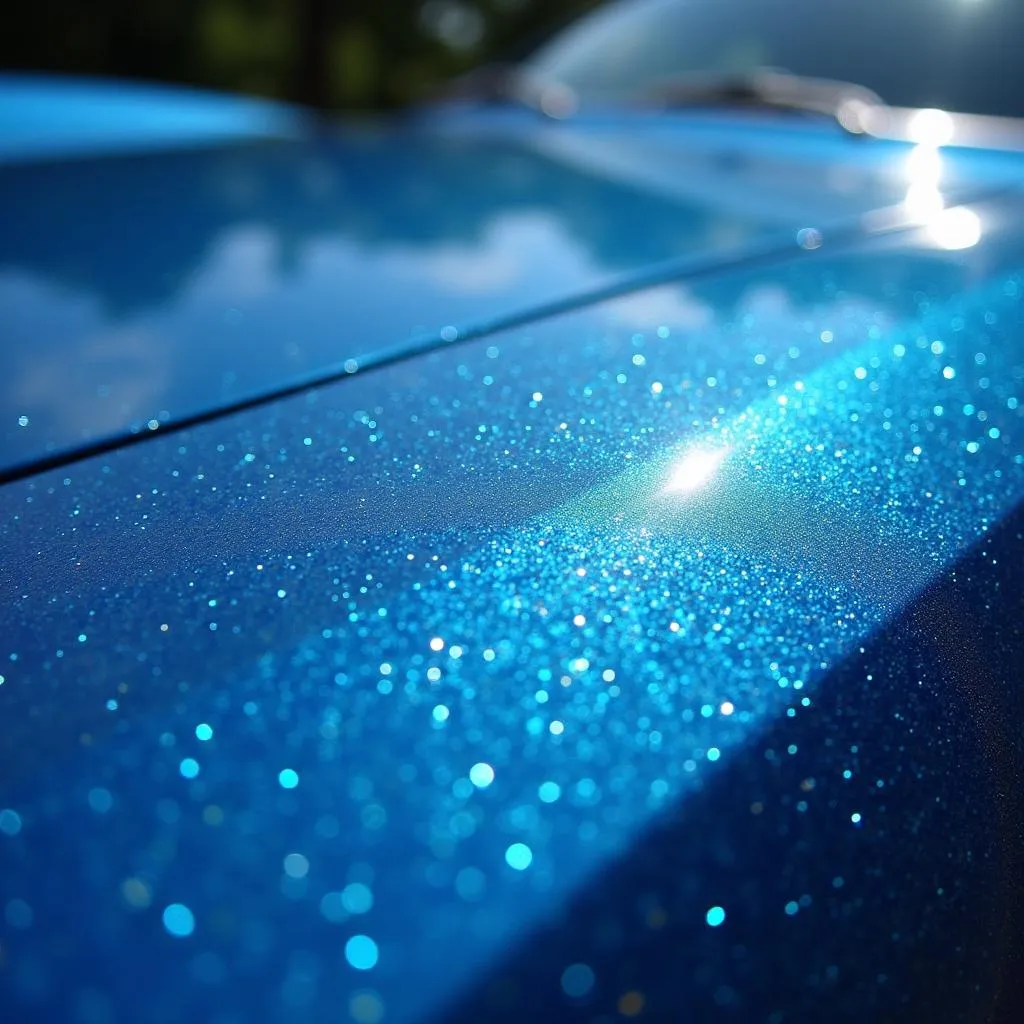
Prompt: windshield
<box><xmin>526</xmin><ymin>0</ymin><xmax>1024</xmax><ymax>119</ymax></box>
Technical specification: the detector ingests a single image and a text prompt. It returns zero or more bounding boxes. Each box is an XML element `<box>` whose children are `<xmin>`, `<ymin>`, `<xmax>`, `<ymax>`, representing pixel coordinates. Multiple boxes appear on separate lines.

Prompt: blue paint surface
<box><xmin>1</xmin><ymin>76</ymin><xmax>1024</xmax><ymax>1024</ymax></box>
<box><xmin>0</xmin><ymin>74</ymin><xmax>303</xmax><ymax>163</ymax></box>
<box><xmin>3</xmin><ymin>76</ymin><xmax>1022</xmax><ymax>475</ymax></box>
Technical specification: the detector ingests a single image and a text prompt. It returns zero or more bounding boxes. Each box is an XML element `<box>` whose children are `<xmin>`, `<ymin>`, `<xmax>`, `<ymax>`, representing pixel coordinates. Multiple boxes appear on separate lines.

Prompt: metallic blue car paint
<box><xmin>0</xmin><ymin>74</ymin><xmax>305</xmax><ymax>164</ymax></box>
<box><xmin>4</xmin><ymin>82</ymin><xmax>1023</xmax><ymax>475</ymax></box>
<box><xmin>2</xmin><ymin>122</ymin><xmax>1024</xmax><ymax>1020</ymax></box>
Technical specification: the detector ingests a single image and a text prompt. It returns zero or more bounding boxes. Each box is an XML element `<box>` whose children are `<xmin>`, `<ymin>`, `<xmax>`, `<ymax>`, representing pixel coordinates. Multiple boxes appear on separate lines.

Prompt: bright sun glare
<box><xmin>662</xmin><ymin>447</ymin><xmax>729</xmax><ymax>495</ymax></box>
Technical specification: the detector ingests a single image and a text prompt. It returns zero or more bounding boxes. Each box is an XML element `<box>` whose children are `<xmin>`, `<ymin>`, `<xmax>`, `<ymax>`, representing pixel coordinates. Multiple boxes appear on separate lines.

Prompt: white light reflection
<box><xmin>905</xmin><ymin>143</ymin><xmax>942</xmax><ymax>185</ymax></box>
<box><xmin>899</xmin><ymin>140</ymin><xmax>981</xmax><ymax>247</ymax></box>
<box><xmin>662</xmin><ymin>447</ymin><xmax>729</xmax><ymax>495</ymax></box>
<box><xmin>928</xmin><ymin>206</ymin><xmax>982</xmax><ymax>250</ymax></box>
<box><xmin>908</xmin><ymin>108</ymin><xmax>955</xmax><ymax>147</ymax></box>
<box><xmin>903</xmin><ymin>182</ymin><xmax>945</xmax><ymax>224</ymax></box>
<box><xmin>902</xmin><ymin>143</ymin><xmax>944</xmax><ymax>225</ymax></box>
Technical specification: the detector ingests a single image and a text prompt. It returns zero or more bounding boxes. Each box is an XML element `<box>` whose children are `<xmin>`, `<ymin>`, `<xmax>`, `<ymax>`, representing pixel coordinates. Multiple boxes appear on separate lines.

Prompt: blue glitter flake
<box><xmin>341</xmin><ymin>883</ymin><xmax>374</xmax><ymax>915</ymax></box>
<box><xmin>162</xmin><ymin>903</ymin><xmax>195</xmax><ymax>938</ymax></box>
<box><xmin>538</xmin><ymin>781</ymin><xmax>562</xmax><ymax>803</ymax></box>
<box><xmin>0</xmin><ymin>809</ymin><xmax>22</xmax><ymax>836</ymax></box>
<box><xmin>469</xmin><ymin>762</ymin><xmax>495</xmax><ymax>789</ymax></box>
<box><xmin>319</xmin><ymin>892</ymin><xmax>347</xmax><ymax>924</ymax></box>
<box><xmin>87</xmin><ymin>787</ymin><xmax>113</xmax><ymax>814</ymax></box>
<box><xmin>505</xmin><ymin>843</ymin><xmax>533</xmax><ymax>871</ymax></box>
<box><xmin>345</xmin><ymin>934</ymin><xmax>379</xmax><ymax>970</ymax></box>
<box><xmin>561</xmin><ymin>962</ymin><xmax>596</xmax><ymax>998</ymax></box>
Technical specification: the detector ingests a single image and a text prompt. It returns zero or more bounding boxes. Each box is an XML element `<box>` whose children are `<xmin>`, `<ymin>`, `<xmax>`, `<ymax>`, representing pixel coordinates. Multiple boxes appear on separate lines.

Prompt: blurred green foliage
<box><xmin>0</xmin><ymin>0</ymin><xmax>603</xmax><ymax>110</ymax></box>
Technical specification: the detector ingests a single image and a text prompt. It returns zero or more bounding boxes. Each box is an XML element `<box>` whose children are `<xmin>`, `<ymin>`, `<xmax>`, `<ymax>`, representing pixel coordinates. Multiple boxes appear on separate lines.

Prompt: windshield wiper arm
<box><xmin>433</xmin><ymin>64</ymin><xmax>582</xmax><ymax>119</ymax></box>
<box><xmin>434</xmin><ymin>65</ymin><xmax>886</xmax><ymax>131</ymax></box>
<box><xmin>639</xmin><ymin>68</ymin><xmax>886</xmax><ymax>134</ymax></box>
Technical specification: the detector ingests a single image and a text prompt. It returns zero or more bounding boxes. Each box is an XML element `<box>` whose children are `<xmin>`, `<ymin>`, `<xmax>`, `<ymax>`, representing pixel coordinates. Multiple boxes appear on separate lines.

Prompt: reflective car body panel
<box><xmin>1</xmin><ymin>72</ymin><xmax>1024</xmax><ymax>1024</ymax></box>
<box><xmin>4</xmin><ymin>83</ymin><xmax>1024</xmax><ymax>474</ymax></box>
<box><xmin>0</xmin><ymin>74</ymin><xmax>305</xmax><ymax>165</ymax></box>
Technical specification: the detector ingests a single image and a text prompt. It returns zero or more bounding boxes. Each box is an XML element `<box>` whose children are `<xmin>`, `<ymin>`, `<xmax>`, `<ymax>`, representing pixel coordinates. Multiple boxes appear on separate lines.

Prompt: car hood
<box><xmin>3</xmin><ymin>181</ymin><xmax>1024</xmax><ymax>1024</ymax></box>
<box><xmin>2</xmin><ymin>78</ymin><xmax>1023</xmax><ymax>475</ymax></box>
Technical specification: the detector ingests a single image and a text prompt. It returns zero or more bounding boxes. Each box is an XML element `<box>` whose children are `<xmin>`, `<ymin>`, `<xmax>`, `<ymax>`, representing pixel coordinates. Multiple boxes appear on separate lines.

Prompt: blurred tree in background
<box><xmin>0</xmin><ymin>0</ymin><xmax>604</xmax><ymax>110</ymax></box>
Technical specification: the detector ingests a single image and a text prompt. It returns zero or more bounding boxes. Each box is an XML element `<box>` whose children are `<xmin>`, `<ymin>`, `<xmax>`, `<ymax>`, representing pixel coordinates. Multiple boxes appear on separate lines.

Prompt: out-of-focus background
<box><xmin>0</xmin><ymin>0</ymin><xmax>603</xmax><ymax>110</ymax></box>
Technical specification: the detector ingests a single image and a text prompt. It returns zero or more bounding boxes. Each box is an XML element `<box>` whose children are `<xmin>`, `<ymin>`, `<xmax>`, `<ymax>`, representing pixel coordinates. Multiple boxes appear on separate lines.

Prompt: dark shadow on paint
<box><xmin>437</xmin><ymin>501</ymin><xmax>1024</xmax><ymax>1024</ymax></box>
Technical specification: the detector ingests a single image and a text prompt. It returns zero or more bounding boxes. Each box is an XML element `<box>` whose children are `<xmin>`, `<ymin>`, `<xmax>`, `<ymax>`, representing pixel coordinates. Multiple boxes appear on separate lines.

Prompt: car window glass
<box><xmin>527</xmin><ymin>0</ymin><xmax>1024</xmax><ymax>118</ymax></box>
